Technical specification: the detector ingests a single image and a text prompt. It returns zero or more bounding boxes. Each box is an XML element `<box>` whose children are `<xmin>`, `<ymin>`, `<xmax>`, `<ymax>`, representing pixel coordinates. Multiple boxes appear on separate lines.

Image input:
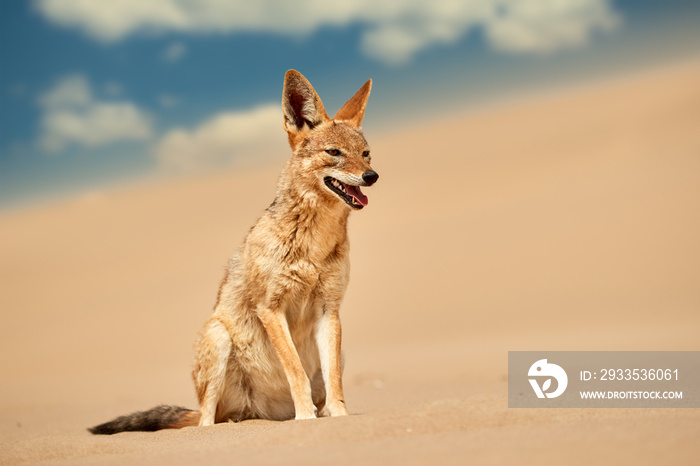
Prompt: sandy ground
<box><xmin>1</xmin><ymin>61</ymin><xmax>699</xmax><ymax>465</ymax></box>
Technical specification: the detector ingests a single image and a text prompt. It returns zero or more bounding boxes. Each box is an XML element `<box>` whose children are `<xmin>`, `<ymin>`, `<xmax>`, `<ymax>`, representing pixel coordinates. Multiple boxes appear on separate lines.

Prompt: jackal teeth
<box><xmin>332</xmin><ymin>178</ymin><xmax>346</xmax><ymax>193</ymax></box>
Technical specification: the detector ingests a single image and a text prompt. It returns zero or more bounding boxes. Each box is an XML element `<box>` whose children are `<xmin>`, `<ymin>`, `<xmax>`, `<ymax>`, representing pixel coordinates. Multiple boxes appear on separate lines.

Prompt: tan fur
<box><xmin>191</xmin><ymin>70</ymin><xmax>377</xmax><ymax>424</ymax></box>
<box><xmin>168</xmin><ymin>411</ymin><xmax>202</xmax><ymax>429</ymax></box>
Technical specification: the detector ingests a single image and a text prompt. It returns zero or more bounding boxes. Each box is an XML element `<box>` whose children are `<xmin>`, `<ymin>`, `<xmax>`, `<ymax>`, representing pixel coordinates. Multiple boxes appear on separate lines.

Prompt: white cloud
<box><xmin>35</xmin><ymin>0</ymin><xmax>620</xmax><ymax>64</ymax></box>
<box><xmin>485</xmin><ymin>0</ymin><xmax>620</xmax><ymax>54</ymax></box>
<box><xmin>38</xmin><ymin>75</ymin><xmax>153</xmax><ymax>153</ymax></box>
<box><xmin>153</xmin><ymin>104</ymin><xmax>287</xmax><ymax>172</ymax></box>
<box><xmin>162</xmin><ymin>41</ymin><xmax>186</xmax><ymax>62</ymax></box>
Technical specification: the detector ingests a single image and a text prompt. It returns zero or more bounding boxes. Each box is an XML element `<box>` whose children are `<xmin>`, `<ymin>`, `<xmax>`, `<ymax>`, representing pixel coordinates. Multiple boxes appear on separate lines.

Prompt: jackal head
<box><xmin>282</xmin><ymin>70</ymin><xmax>378</xmax><ymax>210</ymax></box>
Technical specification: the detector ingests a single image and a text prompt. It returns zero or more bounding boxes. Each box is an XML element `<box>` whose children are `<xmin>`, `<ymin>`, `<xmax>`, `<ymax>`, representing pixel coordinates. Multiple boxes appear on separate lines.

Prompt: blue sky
<box><xmin>1</xmin><ymin>0</ymin><xmax>698</xmax><ymax>211</ymax></box>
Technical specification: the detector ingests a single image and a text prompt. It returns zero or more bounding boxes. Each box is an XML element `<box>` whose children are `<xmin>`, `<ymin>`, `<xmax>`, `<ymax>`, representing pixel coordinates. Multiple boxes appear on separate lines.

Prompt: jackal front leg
<box><xmin>257</xmin><ymin>308</ymin><xmax>317</xmax><ymax>420</ymax></box>
<box><xmin>315</xmin><ymin>308</ymin><xmax>348</xmax><ymax>416</ymax></box>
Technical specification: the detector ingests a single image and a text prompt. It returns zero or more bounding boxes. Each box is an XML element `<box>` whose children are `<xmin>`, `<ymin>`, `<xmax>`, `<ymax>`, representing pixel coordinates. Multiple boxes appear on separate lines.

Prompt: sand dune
<box><xmin>1</xmin><ymin>60</ymin><xmax>699</xmax><ymax>465</ymax></box>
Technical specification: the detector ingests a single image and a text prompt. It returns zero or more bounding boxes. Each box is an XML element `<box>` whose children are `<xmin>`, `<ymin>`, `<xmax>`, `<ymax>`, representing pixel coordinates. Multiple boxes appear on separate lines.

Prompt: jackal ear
<box><xmin>282</xmin><ymin>70</ymin><xmax>330</xmax><ymax>134</ymax></box>
<box><xmin>334</xmin><ymin>79</ymin><xmax>372</xmax><ymax>127</ymax></box>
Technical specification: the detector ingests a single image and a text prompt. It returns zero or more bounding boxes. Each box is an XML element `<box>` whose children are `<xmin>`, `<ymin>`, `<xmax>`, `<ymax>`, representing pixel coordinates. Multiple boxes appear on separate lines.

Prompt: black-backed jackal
<box><xmin>90</xmin><ymin>70</ymin><xmax>378</xmax><ymax>434</ymax></box>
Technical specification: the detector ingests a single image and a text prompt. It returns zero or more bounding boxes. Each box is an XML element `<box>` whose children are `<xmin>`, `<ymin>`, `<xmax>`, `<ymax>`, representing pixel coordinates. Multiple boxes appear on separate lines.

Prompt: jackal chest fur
<box><xmin>243</xmin><ymin>194</ymin><xmax>351</xmax><ymax>336</ymax></box>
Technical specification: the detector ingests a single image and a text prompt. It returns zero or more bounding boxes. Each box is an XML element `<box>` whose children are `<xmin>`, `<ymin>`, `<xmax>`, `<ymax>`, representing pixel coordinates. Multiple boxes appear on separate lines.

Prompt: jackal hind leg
<box><xmin>193</xmin><ymin>319</ymin><xmax>232</xmax><ymax>426</ymax></box>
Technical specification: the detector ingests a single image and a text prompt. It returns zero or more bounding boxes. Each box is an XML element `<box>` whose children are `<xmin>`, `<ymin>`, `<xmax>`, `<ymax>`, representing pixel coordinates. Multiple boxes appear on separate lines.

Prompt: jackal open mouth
<box><xmin>324</xmin><ymin>176</ymin><xmax>368</xmax><ymax>210</ymax></box>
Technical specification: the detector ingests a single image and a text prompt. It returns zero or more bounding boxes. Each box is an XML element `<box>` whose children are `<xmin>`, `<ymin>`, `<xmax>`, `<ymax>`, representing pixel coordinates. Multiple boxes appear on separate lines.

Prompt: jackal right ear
<box><xmin>282</xmin><ymin>70</ymin><xmax>329</xmax><ymax>135</ymax></box>
<box><xmin>334</xmin><ymin>79</ymin><xmax>371</xmax><ymax>127</ymax></box>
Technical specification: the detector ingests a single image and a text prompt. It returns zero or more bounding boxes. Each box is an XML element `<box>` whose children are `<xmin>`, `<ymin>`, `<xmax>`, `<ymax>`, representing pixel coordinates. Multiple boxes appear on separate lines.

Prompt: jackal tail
<box><xmin>88</xmin><ymin>405</ymin><xmax>200</xmax><ymax>435</ymax></box>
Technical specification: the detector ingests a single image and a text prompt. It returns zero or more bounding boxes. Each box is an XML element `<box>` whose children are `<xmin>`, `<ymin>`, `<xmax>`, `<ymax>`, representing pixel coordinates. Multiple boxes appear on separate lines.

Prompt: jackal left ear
<box><xmin>334</xmin><ymin>79</ymin><xmax>372</xmax><ymax>127</ymax></box>
<box><xmin>282</xmin><ymin>70</ymin><xmax>330</xmax><ymax>134</ymax></box>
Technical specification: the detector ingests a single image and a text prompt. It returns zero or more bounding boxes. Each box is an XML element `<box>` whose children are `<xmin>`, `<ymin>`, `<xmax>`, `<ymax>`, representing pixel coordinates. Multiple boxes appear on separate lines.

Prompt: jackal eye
<box><xmin>362</xmin><ymin>150</ymin><xmax>370</xmax><ymax>158</ymax></box>
<box><xmin>326</xmin><ymin>149</ymin><xmax>341</xmax><ymax>156</ymax></box>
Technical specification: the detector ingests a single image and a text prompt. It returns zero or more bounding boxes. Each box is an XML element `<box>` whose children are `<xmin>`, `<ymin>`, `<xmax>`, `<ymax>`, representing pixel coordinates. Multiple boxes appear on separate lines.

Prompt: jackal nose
<box><xmin>362</xmin><ymin>170</ymin><xmax>379</xmax><ymax>186</ymax></box>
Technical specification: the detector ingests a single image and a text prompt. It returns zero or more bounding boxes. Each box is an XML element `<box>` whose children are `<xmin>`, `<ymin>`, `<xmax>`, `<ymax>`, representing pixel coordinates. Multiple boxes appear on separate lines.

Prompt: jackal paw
<box><xmin>327</xmin><ymin>400</ymin><xmax>349</xmax><ymax>417</ymax></box>
<box><xmin>294</xmin><ymin>406</ymin><xmax>318</xmax><ymax>420</ymax></box>
<box><xmin>199</xmin><ymin>416</ymin><xmax>215</xmax><ymax>427</ymax></box>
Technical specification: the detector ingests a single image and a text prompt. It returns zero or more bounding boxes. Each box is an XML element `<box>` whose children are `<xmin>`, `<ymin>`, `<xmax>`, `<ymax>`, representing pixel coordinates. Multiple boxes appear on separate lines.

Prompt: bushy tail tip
<box><xmin>89</xmin><ymin>405</ymin><xmax>200</xmax><ymax>435</ymax></box>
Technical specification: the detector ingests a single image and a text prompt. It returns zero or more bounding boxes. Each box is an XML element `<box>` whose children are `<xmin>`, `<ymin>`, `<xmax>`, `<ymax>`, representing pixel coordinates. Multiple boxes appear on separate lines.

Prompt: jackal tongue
<box><xmin>346</xmin><ymin>184</ymin><xmax>368</xmax><ymax>206</ymax></box>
